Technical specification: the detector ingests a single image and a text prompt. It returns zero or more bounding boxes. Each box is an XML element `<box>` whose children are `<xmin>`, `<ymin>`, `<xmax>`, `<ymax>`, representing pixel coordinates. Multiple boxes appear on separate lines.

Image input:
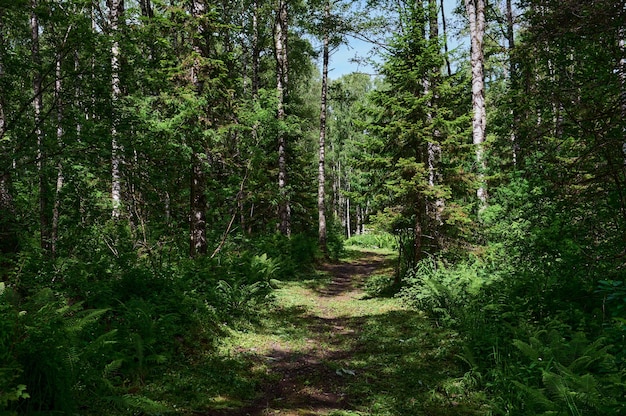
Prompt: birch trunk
<box><xmin>275</xmin><ymin>0</ymin><xmax>291</xmax><ymax>236</ymax></box>
<box><xmin>31</xmin><ymin>0</ymin><xmax>50</xmax><ymax>253</ymax></box>
<box><xmin>506</xmin><ymin>0</ymin><xmax>519</xmax><ymax>166</ymax></box>
<box><xmin>110</xmin><ymin>0</ymin><xmax>123</xmax><ymax>219</ymax></box>
<box><xmin>617</xmin><ymin>6</ymin><xmax>626</xmax><ymax>221</ymax></box>
<box><xmin>427</xmin><ymin>0</ymin><xmax>443</xmax><ymax>227</ymax></box>
<box><xmin>51</xmin><ymin>51</ymin><xmax>64</xmax><ymax>257</ymax></box>
<box><xmin>0</xmin><ymin>12</ymin><xmax>11</xmax><ymax>215</ymax></box>
<box><xmin>317</xmin><ymin>0</ymin><xmax>330</xmax><ymax>253</ymax></box>
<box><xmin>0</xmin><ymin>20</ymin><xmax>14</xmax><ymax>254</ymax></box>
<box><xmin>464</xmin><ymin>0</ymin><xmax>487</xmax><ymax>205</ymax></box>
<box><xmin>252</xmin><ymin>0</ymin><xmax>260</xmax><ymax>95</ymax></box>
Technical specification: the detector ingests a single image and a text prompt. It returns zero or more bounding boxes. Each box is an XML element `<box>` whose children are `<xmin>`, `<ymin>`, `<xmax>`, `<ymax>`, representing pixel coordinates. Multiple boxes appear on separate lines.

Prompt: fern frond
<box><xmin>66</xmin><ymin>308</ymin><xmax>110</xmax><ymax>333</ymax></box>
<box><xmin>103</xmin><ymin>359</ymin><xmax>124</xmax><ymax>378</ymax></box>
<box><xmin>513</xmin><ymin>339</ymin><xmax>541</xmax><ymax>361</ymax></box>
<box><xmin>122</xmin><ymin>394</ymin><xmax>171</xmax><ymax>414</ymax></box>
<box><xmin>511</xmin><ymin>380</ymin><xmax>554</xmax><ymax>409</ymax></box>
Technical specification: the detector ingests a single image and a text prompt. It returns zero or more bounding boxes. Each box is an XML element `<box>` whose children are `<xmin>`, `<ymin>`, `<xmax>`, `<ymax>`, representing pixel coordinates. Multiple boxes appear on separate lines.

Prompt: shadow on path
<box><xmin>204</xmin><ymin>251</ymin><xmax>478</xmax><ymax>416</ymax></box>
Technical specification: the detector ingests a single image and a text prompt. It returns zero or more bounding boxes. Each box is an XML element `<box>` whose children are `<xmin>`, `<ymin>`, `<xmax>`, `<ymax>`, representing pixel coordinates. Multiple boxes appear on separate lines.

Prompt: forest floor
<box><xmin>195</xmin><ymin>249</ymin><xmax>486</xmax><ymax>416</ymax></box>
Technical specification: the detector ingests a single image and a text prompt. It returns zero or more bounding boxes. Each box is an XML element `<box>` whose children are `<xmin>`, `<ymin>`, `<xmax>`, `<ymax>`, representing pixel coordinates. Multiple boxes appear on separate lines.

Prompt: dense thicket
<box><xmin>343</xmin><ymin>0</ymin><xmax>626</xmax><ymax>414</ymax></box>
<box><xmin>0</xmin><ymin>0</ymin><xmax>324</xmax><ymax>413</ymax></box>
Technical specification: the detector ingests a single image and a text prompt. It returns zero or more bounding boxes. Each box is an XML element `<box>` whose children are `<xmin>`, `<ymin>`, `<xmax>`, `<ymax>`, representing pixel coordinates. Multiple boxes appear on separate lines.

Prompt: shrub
<box><xmin>399</xmin><ymin>257</ymin><xmax>493</xmax><ymax>326</ymax></box>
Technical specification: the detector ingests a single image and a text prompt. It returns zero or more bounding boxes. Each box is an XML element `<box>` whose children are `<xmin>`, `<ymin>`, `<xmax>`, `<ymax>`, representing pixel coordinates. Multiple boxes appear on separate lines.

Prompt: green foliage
<box><xmin>597</xmin><ymin>280</ymin><xmax>626</xmax><ymax>323</ymax></box>
<box><xmin>506</xmin><ymin>328</ymin><xmax>626</xmax><ymax>415</ymax></box>
<box><xmin>215</xmin><ymin>253</ymin><xmax>279</xmax><ymax>318</ymax></box>
<box><xmin>399</xmin><ymin>257</ymin><xmax>493</xmax><ymax>326</ymax></box>
<box><xmin>345</xmin><ymin>232</ymin><xmax>398</xmax><ymax>251</ymax></box>
<box><xmin>0</xmin><ymin>286</ymin><xmax>29</xmax><ymax>413</ymax></box>
<box><xmin>363</xmin><ymin>273</ymin><xmax>397</xmax><ymax>298</ymax></box>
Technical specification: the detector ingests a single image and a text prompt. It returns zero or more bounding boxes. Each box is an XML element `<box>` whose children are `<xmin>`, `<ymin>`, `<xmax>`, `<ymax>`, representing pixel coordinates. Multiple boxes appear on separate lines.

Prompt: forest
<box><xmin>1</xmin><ymin>0</ymin><xmax>625</xmax><ymax>414</ymax></box>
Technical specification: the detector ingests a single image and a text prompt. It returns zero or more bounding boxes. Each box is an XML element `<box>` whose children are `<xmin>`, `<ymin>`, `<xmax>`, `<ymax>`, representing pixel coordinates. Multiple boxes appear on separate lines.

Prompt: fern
<box><xmin>511</xmin><ymin>327</ymin><xmax>622</xmax><ymax>415</ymax></box>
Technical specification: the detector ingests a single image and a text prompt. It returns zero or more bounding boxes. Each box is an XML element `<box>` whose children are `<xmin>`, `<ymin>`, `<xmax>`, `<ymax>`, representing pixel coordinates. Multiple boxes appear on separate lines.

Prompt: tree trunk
<box><xmin>0</xmin><ymin>11</ymin><xmax>11</xmax><ymax>217</ymax></box>
<box><xmin>110</xmin><ymin>0</ymin><xmax>123</xmax><ymax>219</ymax></box>
<box><xmin>0</xmin><ymin>16</ymin><xmax>15</xmax><ymax>253</ymax></box>
<box><xmin>139</xmin><ymin>0</ymin><xmax>153</xmax><ymax>18</ymax></box>
<box><xmin>427</xmin><ymin>0</ymin><xmax>443</xmax><ymax>227</ymax></box>
<box><xmin>275</xmin><ymin>0</ymin><xmax>291</xmax><ymax>236</ymax></box>
<box><xmin>345</xmin><ymin>179</ymin><xmax>351</xmax><ymax>238</ymax></box>
<box><xmin>31</xmin><ymin>0</ymin><xmax>50</xmax><ymax>253</ymax></box>
<box><xmin>51</xmin><ymin>51</ymin><xmax>64</xmax><ymax>258</ymax></box>
<box><xmin>440</xmin><ymin>0</ymin><xmax>451</xmax><ymax>77</ymax></box>
<box><xmin>190</xmin><ymin>154</ymin><xmax>207</xmax><ymax>257</ymax></box>
<box><xmin>317</xmin><ymin>0</ymin><xmax>330</xmax><ymax>253</ymax></box>
<box><xmin>252</xmin><ymin>0</ymin><xmax>260</xmax><ymax>96</ymax></box>
<box><xmin>189</xmin><ymin>0</ymin><xmax>208</xmax><ymax>257</ymax></box>
<box><xmin>617</xmin><ymin>6</ymin><xmax>626</xmax><ymax>162</ymax></box>
<box><xmin>464</xmin><ymin>0</ymin><xmax>487</xmax><ymax>205</ymax></box>
<box><xmin>506</xmin><ymin>0</ymin><xmax>519</xmax><ymax>166</ymax></box>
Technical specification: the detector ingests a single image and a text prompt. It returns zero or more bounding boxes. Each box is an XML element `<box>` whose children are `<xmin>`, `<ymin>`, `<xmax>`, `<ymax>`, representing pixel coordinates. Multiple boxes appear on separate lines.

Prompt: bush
<box><xmin>363</xmin><ymin>274</ymin><xmax>397</xmax><ymax>297</ymax></box>
<box><xmin>399</xmin><ymin>257</ymin><xmax>493</xmax><ymax>326</ymax></box>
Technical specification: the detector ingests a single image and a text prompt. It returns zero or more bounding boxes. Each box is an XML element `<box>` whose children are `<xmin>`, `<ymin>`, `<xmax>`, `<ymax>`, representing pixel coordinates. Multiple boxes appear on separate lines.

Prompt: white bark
<box><xmin>427</xmin><ymin>0</ymin><xmax>443</xmax><ymax>226</ymax></box>
<box><xmin>51</xmin><ymin>52</ymin><xmax>64</xmax><ymax>257</ymax></box>
<box><xmin>110</xmin><ymin>0</ymin><xmax>122</xmax><ymax>219</ymax></box>
<box><xmin>275</xmin><ymin>0</ymin><xmax>290</xmax><ymax>236</ymax></box>
<box><xmin>618</xmin><ymin>12</ymin><xmax>626</xmax><ymax>162</ymax></box>
<box><xmin>318</xmin><ymin>0</ymin><xmax>330</xmax><ymax>252</ymax></box>
<box><xmin>31</xmin><ymin>0</ymin><xmax>50</xmax><ymax>252</ymax></box>
<box><xmin>0</xmin><ymin>12</ymin><xmax>10</xmax><ymax>213</ymax></box>
<box><xmin>465</xmin><ymin>0</ymin><xmax>487</xmax><ymax>204</ymax></box>
<box><xmin>505</xmin><ymin>0</ymin><xmax>519</xmax><ymax>166</ymax></box>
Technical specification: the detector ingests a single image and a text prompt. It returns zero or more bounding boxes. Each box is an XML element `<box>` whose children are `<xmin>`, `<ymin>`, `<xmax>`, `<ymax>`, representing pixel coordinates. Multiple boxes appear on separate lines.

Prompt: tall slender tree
<box><xmin>31</xmin><ymin>0</ymin><xmax>50</xmax><ymax>252</ymax></box>
<box><xmin>275</xmin><ymin>0</ymin><xmax>291</xmax><ymax>236</ymax></box>
<box><xmin>317</xmin><ymin>0</ymin><xmax>330</xmax><ymax>253</ymax></box>
<box><xmin>189</xmin><ymin>0</ymin><xmax>209</xmax><ymax>257</ymax></box>
<box><xmin>464</xmin><ymin>0</ymin><xmax>487</xmax><ymax>205</ymax></box>
<box><xmin>109</xmin><ymin>0</ymin><xmax>123</xmax><ymax>219</ymax></box>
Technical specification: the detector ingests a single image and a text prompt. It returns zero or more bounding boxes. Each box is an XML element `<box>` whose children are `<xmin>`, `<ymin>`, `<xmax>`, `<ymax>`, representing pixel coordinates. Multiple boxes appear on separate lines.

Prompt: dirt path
<box><xmin>212</xmin><ymin>251</ymin><xmax>396</xmax><ymax>416</ymax></box>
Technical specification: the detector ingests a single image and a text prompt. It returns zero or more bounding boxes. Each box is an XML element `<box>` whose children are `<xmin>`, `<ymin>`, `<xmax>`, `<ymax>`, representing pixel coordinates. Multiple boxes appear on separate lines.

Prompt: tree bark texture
<box><xmin>31</xmin><ymin>0</ymin><xmax>51</xmax><ymax>253</ymax></box>
<box><xmin>506</xmin><ymin>0</ymin><xmax>520</xmax><ymax>166</ymax></box>
<box><xmin>427</xmin><ymin>0</ymin><xmax>443</xmax><ymax>227</ymax></box>
<box><xmin>439</xmin><ymin>0</ymin><xmax>452</xmax><ymax>76</ymax></box>
<box><xmin>51</xmin><ymin>51</ymin><xmax>64</xmax><ymax>258</ymax></box>
<box><xmin>275</xmin><ymin>0</ymin><xmax>291</xmax><ymax>236</ymax></box>
<box><xmin>317</xmin><ymin>0</ymin><xmax>330</xmax><ymax>253</ymax></box>
<box><xmin>110</xmin><ymin>0</ymin><xmax>123</xmax><ymax>219</ymax></box>
<box><xmin>0</xmin><ymin>12</ymin><xmax>11</xmax><ymax>215</ymax></box>
<box><xmin>616</xmin><ymin>2</ymin><xmax>626</xmax><ymax>220</ymax></box>
<box><xmin>464</xmin><ymin>0</ymin><xmax>487</xmax><ymax>204</ymax></box>
<box><xmin>189</xmin><ymin>0</ymin><xmax>209</xmax><ymax>257</ymax></box>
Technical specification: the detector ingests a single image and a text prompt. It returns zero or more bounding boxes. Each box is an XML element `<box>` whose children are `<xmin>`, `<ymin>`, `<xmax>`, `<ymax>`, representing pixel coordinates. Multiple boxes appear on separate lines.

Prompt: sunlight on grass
<box><xmin>208</xmin><ymin>249</ymin><xmax>489</xmax><ymax>415</ymax></box>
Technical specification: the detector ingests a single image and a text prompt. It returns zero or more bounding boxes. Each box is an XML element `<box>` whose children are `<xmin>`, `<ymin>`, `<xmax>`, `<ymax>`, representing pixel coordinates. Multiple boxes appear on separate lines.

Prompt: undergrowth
<box><xmin>1</xmin><ymin>232</ymin><xmax>319</xmax><ymax>415</ymax></box>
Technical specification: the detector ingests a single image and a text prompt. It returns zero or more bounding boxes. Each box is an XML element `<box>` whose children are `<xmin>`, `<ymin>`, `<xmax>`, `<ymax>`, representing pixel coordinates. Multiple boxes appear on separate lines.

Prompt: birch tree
<box><xmin>275</xmin><ymin>0</ymin><xmax>291</xmax><ymax>236</ymax></box>
<box><xmin>464</xmin><ymin>0</ymin><xmax>487</xmax><ymax>205</ymax></box>
<box><xmin>31</xmin><ymin>0</ymin><xmax>51</xmax><ymax>252</ymax></box>
<box><xmin>109</xmin><ymin>0</ymin><xmax>123</xmax><ymax>219</ymax></box>
<box><xmin>317</xmin><ymin>0</ymin><xmax>330</xmax><ymax>253</ymax></box>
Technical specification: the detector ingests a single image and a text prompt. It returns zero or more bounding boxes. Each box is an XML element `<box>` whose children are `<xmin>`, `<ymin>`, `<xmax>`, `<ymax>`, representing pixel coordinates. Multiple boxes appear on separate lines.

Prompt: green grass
<box><xmin>136</xmin><ymin>249</ymin><xmax>489</xmax><ymax>415</ymax></box>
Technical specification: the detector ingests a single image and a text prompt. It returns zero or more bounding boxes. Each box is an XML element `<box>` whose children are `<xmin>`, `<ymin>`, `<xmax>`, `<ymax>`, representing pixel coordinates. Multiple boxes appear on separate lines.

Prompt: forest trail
<box><xmin>211</xmin><ymin>250</ymin><xmax>477</xmax><ymax>416</ymax></box>
<box><xmin>214</xmin><ymin>250</ymin><xmax>396</xmax><ymax>416</ymax></box>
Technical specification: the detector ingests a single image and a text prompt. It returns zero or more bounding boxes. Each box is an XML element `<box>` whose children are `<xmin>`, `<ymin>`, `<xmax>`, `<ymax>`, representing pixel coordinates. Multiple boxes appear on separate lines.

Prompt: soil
<box><xmin>208</xmin><ymin>252</ymin><xmax>388</xmax><ymax>416</ymax></box>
